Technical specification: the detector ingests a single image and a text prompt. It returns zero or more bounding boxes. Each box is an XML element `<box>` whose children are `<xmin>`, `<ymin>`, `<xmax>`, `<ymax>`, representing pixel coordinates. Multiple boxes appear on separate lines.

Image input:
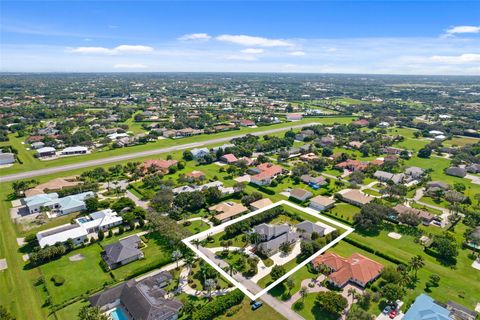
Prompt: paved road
<box><xmin>0</xmin><ymin>123</ymin><xmax>317</xmax><ymax>183</ymax></box>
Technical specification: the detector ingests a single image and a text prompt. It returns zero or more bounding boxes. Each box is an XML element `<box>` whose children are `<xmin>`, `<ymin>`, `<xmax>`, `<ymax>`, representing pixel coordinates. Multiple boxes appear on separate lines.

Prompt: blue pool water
<box><xmin>110</xmin><ymin>308</ymin><xmax>129</xmax><ymax>320</ymax></box>
<box><xmin>77</xmin><ymin>217</ymin><xmax>90</xmax><ymax>224</ymax></box>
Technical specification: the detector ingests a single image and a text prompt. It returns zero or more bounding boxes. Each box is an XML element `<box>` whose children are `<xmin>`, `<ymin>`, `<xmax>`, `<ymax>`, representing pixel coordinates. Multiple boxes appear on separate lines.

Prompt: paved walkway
<box><xmin>179</xmin><ymin>217</ymin><xmax>214</xmax><ymax>227</ymax></box>
<box><xmin>125</xmin><ymin>190</ymin><xmax>149</xmax><ymax>209</ymax></box>
<box><xmin>284</xmin><ymin>275</ymin><xmax>327</xmax><ymax>308</ymax></box>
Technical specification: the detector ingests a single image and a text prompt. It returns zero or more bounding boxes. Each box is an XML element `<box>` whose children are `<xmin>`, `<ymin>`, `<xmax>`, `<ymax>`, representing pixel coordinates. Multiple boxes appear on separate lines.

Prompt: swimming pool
<box><xmin>77</xmin><ymin>217</ymin><xmax>90</xmax><ymax>224</ymax></box>
<box><xmin>110</xmin><ymin>308</ymin><xmax>129</xmax><ymax>320</ymax></box>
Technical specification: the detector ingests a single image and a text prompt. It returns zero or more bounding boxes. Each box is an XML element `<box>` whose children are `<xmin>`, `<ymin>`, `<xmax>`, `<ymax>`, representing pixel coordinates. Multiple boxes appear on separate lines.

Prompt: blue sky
<box><xmin>1</xmin><ymin>1</ymin><xmax>479</xmax><ymax>74</ymax></box>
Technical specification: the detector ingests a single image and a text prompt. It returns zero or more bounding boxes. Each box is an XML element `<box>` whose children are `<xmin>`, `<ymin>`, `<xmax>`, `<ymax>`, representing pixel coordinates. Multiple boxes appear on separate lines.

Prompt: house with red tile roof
<box><xmin>335</xmin><ymin>159</ymin><xmax>369</xmax><ymax>172</ymax></box>
<box><xmin>312</xmin><ymin>252</ymin><xmax>383</xmax><ymax>288</ymax></box>
<box><xmin>352</xmin><ymin>119</ymin><xmax>369</xmax><ymax>127</ymax></box>
<box><xmin>141</xmin><ymin>159</ymin><xmax>178</xmax><ymax>174</ymax></box>
<box><xmin>240</xmin><ymin>119</ymin><xmax>255</xmax><ymax>127</ymax></box>
<box><xmin>220</xmin><ymin>153</ymin><xmax>238</xmax><ymax>164</ymax></box>
<box><xmin>250</xmin><ymin>163</ymin><xmax>285</xmax><ymax>186</ymax></box>
<box><xmin>186</xmin><ymin>170</ymin><xmax>206</xmax><ymax>181</ymax></box>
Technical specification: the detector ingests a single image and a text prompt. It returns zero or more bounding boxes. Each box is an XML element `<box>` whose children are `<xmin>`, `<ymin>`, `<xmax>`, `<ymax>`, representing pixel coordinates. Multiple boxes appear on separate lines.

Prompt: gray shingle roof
<box><xmin>103</xmin><ymin>235</ymin><xmax>142</xmax><ymax>265</ymax></box>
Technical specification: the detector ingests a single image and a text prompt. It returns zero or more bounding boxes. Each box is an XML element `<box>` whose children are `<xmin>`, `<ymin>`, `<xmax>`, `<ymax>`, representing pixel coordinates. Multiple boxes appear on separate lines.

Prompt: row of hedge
<box><xmin>192</xmin><ymin>289</ymin><xmax>244</xmax><ymax>320</ymax></box>
<box><xmin>343</xmin><ymin>237</ymin><xmax>407</xmax><ymax>266</ymax></box>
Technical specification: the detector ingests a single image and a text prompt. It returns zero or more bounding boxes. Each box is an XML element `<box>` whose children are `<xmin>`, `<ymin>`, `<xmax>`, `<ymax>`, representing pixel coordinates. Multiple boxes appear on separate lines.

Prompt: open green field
<box><xmin>349</xmin><ymin>224</ymin><xmax>480</xmax><ymax>308</ymax></box>
<box><xmin>40</xmin><ymin>244</ymin><xmax>113</xmax><ymax>305</ymax></box>
<box><xmin>184</xmin><ymin>220</ymin><xmax>211</xmax><ymax>234</ymax></box>
<box><xmin>0</xmin><ymin>116</ymin><xmax>355</xmax><ymax>176</ymax></box>
<box><xmin>218</xmin><ymin>297</ymin><xmax>287</xmax><ymax>320</ymax></box>
<box><xmin>444</xmin><ymin>136</ymin><xmax>480</xmax><ymax>147</ymax></box>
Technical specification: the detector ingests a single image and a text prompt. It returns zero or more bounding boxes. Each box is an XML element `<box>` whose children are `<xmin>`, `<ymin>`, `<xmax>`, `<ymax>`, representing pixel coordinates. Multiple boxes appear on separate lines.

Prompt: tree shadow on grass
<box><xmin>309</xmin><ymin>304</ymin><xmax>339</xmax><ymax>320</ymax></box>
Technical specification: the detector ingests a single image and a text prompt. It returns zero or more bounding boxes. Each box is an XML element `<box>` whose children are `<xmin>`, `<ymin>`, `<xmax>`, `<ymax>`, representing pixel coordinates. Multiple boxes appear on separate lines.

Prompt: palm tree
<box><xmin>409</xmin><ymin>255</ymin><xmax>425</xmax><ymax>279</ymax></box>
<box><xmin>347</xmin><ymin>288</ymin><xmax>358</xmax><ymax>303</ymax></box>
<box><xmin>192</xmin><ymin>239</ymin><xmax>201</xmax><ymax>249</ymax></box>
<box><xmin>224</xmin><ymin>265</ymin><xmax>237</xmax><ymax>277</ymax></box>
<box><xmin>299</xmin><ymin>286</ymin><xmax>308</xmax><ymax>302</ymax></box>
<box><xmin>172</xmin><ymin>250</ymin><xmax>183</xmax><ymax>269</ymax></box>
<box><xmin>204</xmin><ymin>278</ymin><xmax>216</xmax><ymax>300</ymax></box>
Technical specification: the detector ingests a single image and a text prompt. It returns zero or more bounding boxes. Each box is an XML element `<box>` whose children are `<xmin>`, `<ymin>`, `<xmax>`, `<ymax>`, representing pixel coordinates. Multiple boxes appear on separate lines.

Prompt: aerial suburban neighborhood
<box><xmin>1</xmin><ymin>1</ymin><xmax>480</xmax><ymax>320</ymax></box>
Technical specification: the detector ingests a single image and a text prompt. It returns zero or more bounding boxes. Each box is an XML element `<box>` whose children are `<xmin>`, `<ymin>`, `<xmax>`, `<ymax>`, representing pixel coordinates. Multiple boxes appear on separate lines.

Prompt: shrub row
<box><xmin>192</xmin><ymin>289</ymin><xmax>244</xmax><ymax>320</ymax></box>
<box><xmin>343</xmin><ymin>237</ymin><xmax>406</xmax><ymax>266</ymax></box>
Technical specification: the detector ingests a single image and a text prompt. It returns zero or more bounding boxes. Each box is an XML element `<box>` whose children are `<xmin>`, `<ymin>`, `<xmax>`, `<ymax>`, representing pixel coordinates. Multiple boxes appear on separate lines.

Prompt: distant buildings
<box><xmin>0</xmin><ymin>152</ymin><xmax>15</xmax><ymax>165</ymax></box>
<box><xmin>286</xmin><ymin>113</ymin><xmax>303</xmax><ymax>121</ymax></box>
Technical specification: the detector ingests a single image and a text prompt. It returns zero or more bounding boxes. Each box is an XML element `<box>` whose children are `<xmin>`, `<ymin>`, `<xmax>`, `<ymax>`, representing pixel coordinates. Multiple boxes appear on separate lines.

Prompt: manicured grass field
<box><xmin>327</xmin><ymin>203</ymin><xmax>360</xmax><ymax>222</ymax></box>
<box><xmin>40</xmin><ymin>244</ymin><xmax>113</xmax><ymax>305</ymax></box>
<box><xmin>184</xmin><ymin>220</ymin><xmax>211</xmax><ymax>234</ymax></box>
<box><xmin>51</xmin><ymin>300</ymin><xmax>88</xmax><ymax>320</ymax></box>
<box><xmin>444</xmin><ymin>136</ymin><xmax>480</xmax><ymax>147</ymax></box>
<box><xmin>218</xmin><ymin>298</ymin><xmax>287</xmax><ymax>320</ymax></box>
<box><xmin>293</xmin><ymin>293</ymin><xmax>338</xmax><ymax>320</ymax></box>
<box><xmin>348</xmin><ymin>224</ymin><xmax>480</xmax><ymax>309</ymax></box>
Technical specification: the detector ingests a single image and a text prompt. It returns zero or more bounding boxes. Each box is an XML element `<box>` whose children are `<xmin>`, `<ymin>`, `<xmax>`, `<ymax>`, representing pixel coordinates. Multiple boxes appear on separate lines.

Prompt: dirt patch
<box><xmin>0</xmin><ymin>259</ymin><xmax>8</xmax><ymax>271</ymax></box>
<box><xmin>388</xmin><ymin>232</ymin><xmax>402</xmax><ymax>240</ymax></box>
<box><xmin>69</xmin><ymin>254</ymin><xmax>85</xmax><ymax>262</ymax></box>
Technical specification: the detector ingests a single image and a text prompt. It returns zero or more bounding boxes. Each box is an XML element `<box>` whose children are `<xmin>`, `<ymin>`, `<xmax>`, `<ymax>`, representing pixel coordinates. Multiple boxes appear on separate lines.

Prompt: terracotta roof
<box><xmin>251</xmin><ymin>163</ymin><xmax>283</xmax><ymax>181</ymax></box>
<box><xmin>313</xmin><ymin>252</ymin><xmax>383</xmax><ymax>287</ymax></box>
<box><xmin>221</xmin><ymin>153</ymin><xmax>238</xmax><ymax>163</ymax></box>
<box><xmin>142</xmin><ymin>159</ymin><xmax>178</xmax><ymax>171</ymax></box>
<box><xmin>186</xmin><ymin>170</ymin><xmax>205</xmax><ymax>179</ymax></box>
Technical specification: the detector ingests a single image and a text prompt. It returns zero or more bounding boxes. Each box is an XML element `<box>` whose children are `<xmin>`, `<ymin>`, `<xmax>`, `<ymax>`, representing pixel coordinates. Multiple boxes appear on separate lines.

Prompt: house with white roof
<box><xmin>191</xmin><ymin>147</ymin><xmax>210</xmax><ymax>159</ymax></box>
<box><xmin>60</xmin><ymin>146</ymin><xmax>88</xmax><ymax>156</ymax></box>
<box><xmin>36</xmin><ymin>209</ymin><xmax>122</xmax><ymax>248</ymax></box>
<box><xmin>22</xmin><ymin>191</ymin><xmax>94</xmax><ymax>215</ymax></box>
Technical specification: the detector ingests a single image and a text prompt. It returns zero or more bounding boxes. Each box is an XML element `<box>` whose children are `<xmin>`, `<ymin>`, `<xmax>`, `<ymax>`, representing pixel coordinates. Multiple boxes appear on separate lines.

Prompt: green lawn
<box><xmin>52</xmin><ymin>300</ymin><xmax>89</xmax><ymax>320</ymax></box>
<box><xmin>349</xmin><ymin>225</ymin><xmax>480</xmax><ymax>309</ymax></box>
<box><xmin>362</xmin><ymin>188</ymin><xmax>381</xmax><ymax>196</ymax></box>
<box><xmin>40</xmin><ymin>244</ymin><xmax>113</xmax><ymax>306</ymax></box>
<box><xmin>327</xmin><ymin>203</ymin><xmax>359</xmax><ymax>222</ymax></box>
<box><xmin>294</xmin><ymin>293</ymin><xmax>338</xmax><ymax>320</ymax></box>
<box><xmin>218</xmin><ymin>298</ymin><xmax>287</xmax><ymax>320</ymax></box>
<box><xmin>444</xmin><ymin>136</ymin><xmax>480</xmax><ymax>147</ymax></box>
<box><xmin>183</xmin><ymin>220</ymin><xmax>211</xmax><ymax>234</ymax></box>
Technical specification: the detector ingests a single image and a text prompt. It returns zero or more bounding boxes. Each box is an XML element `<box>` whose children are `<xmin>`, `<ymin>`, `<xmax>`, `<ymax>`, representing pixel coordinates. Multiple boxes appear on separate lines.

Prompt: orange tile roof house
<box><xmin>220</xmin><ymin>153</ymin><xmax>238</xmax><ymax>164</ymax></box>
<box><xmin>312</xmin><ymin>252</ymin><xmax>383</xmax><ymax>288</ymax></box>
<box><xmin>186</xmin><ymin>170</ymin><xmax>206</xmax><ymax>181</ymax></box>
<box><xmin>141</xmin><ymin>159</ymin><xmax>178</xmax><ymax>173</ymax></box>
<box><xmin>250</xmin><ymin>163</ymin><xmax>285</xmax><ymax>186</ymax></box>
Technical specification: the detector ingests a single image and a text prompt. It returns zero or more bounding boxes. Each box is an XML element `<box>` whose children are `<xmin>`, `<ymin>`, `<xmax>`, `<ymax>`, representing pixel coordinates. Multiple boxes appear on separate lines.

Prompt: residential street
<box><xmin>0</xmin><ymin>122</ymin><xmax>319</xmax><ymax>183</ymax></box>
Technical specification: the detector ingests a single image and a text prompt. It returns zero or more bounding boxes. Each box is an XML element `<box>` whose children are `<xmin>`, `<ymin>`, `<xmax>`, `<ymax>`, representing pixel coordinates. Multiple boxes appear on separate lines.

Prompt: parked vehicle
<box><xmin>383</xmin><ymin>306</ymin><xmax>392</xmax><ymax>315</ymax></box>
<box><xmin>251</xmin><ymin>301</ymin><xmax>263</xmax><ymax>310</ymax></box>
<box><xmin>389</xmin><ymin>310</ymin><xmax>398</xmax><ymax>318</ymax></box>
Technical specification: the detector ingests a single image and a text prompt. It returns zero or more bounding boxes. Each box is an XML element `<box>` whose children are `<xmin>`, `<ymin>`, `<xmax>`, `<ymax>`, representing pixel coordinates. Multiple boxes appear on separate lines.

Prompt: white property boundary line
<box><xmin>182</xmin><ymin>200</ymin><xmax>354</xmax><ymax>300</ymax></box>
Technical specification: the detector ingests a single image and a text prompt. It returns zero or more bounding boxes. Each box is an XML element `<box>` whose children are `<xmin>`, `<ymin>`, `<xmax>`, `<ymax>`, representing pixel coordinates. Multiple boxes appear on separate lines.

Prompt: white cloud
<box><xmin>68</xmin><ymin>44</ymin><xmax>153</xmax><ymax>55</ymax></box>
<box><xmin>445</xmin><ymin>26</ymin><xmax>480</xmax><ymax>34</ymax></box>
<box><xmin>114</xmin><ymin>63</ymin><xmax>147</xmax><ymax>69</ymax></box>
<box><xmin>289</xmin><ymin>51</ymin><xmax>306</xmax><ymax>56</ymax></box>
<box><xmin>430</xmin><ymin>53</ymin><xmax>480</xmax><ymax>64</ymax></box>
<box><xmin>69</xmin><ymin>46</ymin><xmax>113</xmax><ymax>54</ymax></box>
<box><xmin>224</xmin><ymin>55</ymin><xmax>257</xmax><ymax>61</ymax></box>
<box><xmin>114</xmin><ymin>45</ymin><xmax>153</xmax><ymax>53</ymax></box>
<box><xmin>240</xmin><ymin>48</ymin><xmax>264</xmax><ymax>54</ymax></box>
<box><xmin>216</xmin><ymin>34</ymin><xmax>292</xmax><ymax>47</ymax></box>
<box><xmin>178</xmin><ymin>33</ymin><xmax>211</xmax><ymax>41</ymax></box>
